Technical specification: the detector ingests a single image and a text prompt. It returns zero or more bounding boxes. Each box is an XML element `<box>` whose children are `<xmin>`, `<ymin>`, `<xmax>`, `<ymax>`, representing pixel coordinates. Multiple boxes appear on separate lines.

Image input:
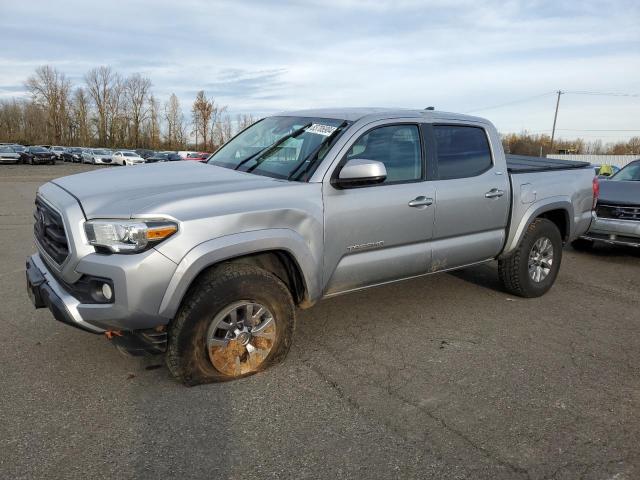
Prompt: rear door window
<box><xmin>433</xmin><ymin>125</ymin><xmax>492</xmax><ymax>180</ymax></box>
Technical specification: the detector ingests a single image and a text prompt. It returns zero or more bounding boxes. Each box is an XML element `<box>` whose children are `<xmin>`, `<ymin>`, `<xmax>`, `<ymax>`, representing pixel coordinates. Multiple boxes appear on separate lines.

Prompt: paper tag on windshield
<box><xmin>306</xmin><ymin>124</ymin><xmax>337</xmax><ymax>136</ymax></box>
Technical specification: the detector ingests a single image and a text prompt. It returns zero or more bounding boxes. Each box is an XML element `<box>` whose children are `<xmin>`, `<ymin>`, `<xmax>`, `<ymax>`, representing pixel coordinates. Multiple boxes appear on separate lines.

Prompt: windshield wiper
<box><xmin>287</xmin><ymin>121</ymin><xmax>348</xmax><ymax>181</ymax></box>
<box><xmin>234</xmin><ymin>123</ymin><xmax>312</xmax><ymax>172</ymax></box>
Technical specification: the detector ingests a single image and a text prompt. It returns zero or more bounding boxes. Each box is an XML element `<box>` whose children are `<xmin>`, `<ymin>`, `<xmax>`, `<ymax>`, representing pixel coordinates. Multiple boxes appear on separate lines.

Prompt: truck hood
<box><xmin>51</xmin><ymin>161</ymin><xmax>288</xmax><ymax>218</ymax></box>
<box><xmin>598</xmin><ymin>180</ymin><xmax>640</xmax><ymax>206</ymax></box>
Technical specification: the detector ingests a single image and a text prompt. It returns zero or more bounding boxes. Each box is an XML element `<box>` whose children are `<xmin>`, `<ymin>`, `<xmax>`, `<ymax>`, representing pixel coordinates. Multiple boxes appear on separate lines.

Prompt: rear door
<box><xmin>427</xmin><ymin>123</ymin><xmax>510</xmax><ymax>271</ymax></box>
<box><xmin>322</xmin><ymin>121</ymin><xmax>435</xmax><ymax>295</ymax></box>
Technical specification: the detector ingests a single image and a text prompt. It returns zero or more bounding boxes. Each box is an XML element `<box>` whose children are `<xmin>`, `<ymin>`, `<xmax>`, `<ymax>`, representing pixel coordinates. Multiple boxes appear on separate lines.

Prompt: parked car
<box><xmin>62</xmin><ymin>147</ymin><xmax>84</xmax><ymax>163</ymax></box>
<box><xmin>21</xmin><ymin>146</ymin><xmax>56</xmax><ymax>165</ymax></box>
<box><xmin>112</xmin><ymin>150</ymin><xmax>145</xmax><ymax>166</ymax></box>
<box><xmin>177</xmin><ymin>151</ymin><xmax>197</xmax><ymax>159</ymax></box>
<box><xmin>146</xmin><ymin>152</ymin><xmax>183</xmax><ymax>163</ymax></box>
<box><xmin>9</xmin><ymin>144</ymin><xmax>27</xmax><ymax>154</ymax></box>
<box><xmin>574</xmin><ymin>159</ymin><xmax>640</xmax><ymax>249</ymax></box>
<box><xmin>25</xmin><ymin>108</ymin><xmax>595</xmax><ymax>385</ymax></box>
<box><xmin>82</xmin><ymin>148</ymin><xmax>114</xmax><ymax>165</ymax></box>
<box><xmin>185</xmin><ymin>152</ymin><xmax>210</xmax><ymax>161</ymax></box>
<box><xmin>135</xmin><ymin>149</ymin><xmax>155</xmax><ymax>159</ymax></box>
<box><xmin>50</xmin><ymin>146</ymin><xmax>66</xmax><ymax>159</ymax></box>
<box><xmin>0</xmin><ymin>145</ymin><xmax>21</xmax><ymax>164</ymax></box>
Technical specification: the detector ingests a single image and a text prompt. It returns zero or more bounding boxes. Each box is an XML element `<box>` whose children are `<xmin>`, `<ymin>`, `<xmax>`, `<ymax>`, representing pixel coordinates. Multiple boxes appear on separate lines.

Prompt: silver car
<box><xmin>82</xmin><ymin>148</ymin><xmax>113</xmax><ymax>165</ymax></box>
<box><xmin>0</xmin><ymin>145</ymin><xmax>21</xmax><ymax>164</ymax></box>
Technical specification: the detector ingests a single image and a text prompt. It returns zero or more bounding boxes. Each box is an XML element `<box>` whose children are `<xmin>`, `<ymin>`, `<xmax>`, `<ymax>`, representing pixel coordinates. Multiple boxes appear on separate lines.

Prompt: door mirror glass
<box><xmin>334</xmin><ymin>159</ymin><xmax>387</xmax><ymax>188</ymax></box>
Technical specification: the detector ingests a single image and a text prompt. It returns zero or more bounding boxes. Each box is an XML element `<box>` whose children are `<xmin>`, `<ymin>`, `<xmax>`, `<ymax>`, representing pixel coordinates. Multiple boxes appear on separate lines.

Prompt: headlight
<box><xmin>84</xmin><ymin>219</ymin><xmax>178</xmax><ymax>253</ymax></box>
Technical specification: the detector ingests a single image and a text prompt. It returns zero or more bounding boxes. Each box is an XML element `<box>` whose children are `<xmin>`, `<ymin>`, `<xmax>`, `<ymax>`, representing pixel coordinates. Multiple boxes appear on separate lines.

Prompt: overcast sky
<box><xmin>1</xmin><ymin>0</ymin><xmax>639</xmax><ymax>142</ymax></box>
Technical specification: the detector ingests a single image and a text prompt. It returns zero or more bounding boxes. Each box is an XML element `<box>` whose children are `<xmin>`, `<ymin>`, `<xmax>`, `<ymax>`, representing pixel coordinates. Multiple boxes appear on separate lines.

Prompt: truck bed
<box><xmin>506</xmin><ymin>154</ymin><xmax>591</xmax><ymax>174</ymax></box>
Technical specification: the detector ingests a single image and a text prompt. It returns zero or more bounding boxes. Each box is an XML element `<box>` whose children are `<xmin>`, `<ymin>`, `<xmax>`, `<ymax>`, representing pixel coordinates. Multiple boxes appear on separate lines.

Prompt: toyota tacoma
<box><xmin>26</xmin><ymin>108</ymin><xmax>596</xmax><ymax>385</ymax></box>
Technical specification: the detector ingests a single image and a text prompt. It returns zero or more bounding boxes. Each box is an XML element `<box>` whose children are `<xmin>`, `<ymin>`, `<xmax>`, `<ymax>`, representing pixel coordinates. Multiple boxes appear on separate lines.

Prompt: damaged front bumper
<box><xmin>26</xmin><ymin>253</ymin><xmax>168</xmax><ymax>355</ymax></box>
<box><xmin>27</xmin><ymin>253</ymin><xmax>104</xmax><ymax>334</ymax></box>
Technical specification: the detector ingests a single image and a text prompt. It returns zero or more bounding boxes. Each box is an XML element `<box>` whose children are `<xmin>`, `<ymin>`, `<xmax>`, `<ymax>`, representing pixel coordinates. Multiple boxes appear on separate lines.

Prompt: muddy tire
<box><xmin>166</xmin><ymin>263</ymin><xmax>295</xmax><ymax>386</ymax></box>
<box><xmin>498</xmin><ymin>218</ymin><xmax>563</xmax><ymax>298</ymax></box>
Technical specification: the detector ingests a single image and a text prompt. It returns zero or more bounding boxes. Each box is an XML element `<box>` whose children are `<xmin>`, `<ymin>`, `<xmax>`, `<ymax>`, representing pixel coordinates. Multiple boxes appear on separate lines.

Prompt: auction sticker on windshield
<box><xmin>306</xmin><ymin>124</ymin><xmax>337</xmax><ymax>136</ymax></box>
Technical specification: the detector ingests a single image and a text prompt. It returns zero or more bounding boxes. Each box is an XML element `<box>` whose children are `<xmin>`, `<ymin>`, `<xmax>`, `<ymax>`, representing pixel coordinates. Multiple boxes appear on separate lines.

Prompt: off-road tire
<box><xmin>166</xmin><ymin>263</ymin><xmax>295</xmax><ymax>386</ymax></box>
<box><xmin>498</xmin><ymin>218</ymin><xmax>563</xmax><ymax>298</ymax></box>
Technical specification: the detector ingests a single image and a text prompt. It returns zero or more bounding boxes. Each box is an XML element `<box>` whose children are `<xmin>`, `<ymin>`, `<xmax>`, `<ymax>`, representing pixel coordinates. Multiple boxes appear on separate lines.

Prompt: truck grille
<box><xmin>34</xmin><ymin>198</ymin><xmax>69</xmax><ymax>265</ymax></box>
<box><xmin>596</xmin><ymin>203</ymin><xmax>640</xmax><ymax>221</ymax></box>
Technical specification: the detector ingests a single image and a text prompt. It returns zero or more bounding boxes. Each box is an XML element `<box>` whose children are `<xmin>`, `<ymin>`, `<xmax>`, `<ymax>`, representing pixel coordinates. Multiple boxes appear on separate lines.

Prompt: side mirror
<box><xmin>333</xmin><ymin>159</ymin><xmax>387</xmax><ymax>188</ymax></box>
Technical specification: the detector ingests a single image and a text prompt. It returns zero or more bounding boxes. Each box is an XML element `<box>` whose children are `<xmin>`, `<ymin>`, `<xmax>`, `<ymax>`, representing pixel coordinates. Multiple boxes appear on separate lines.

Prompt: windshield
<box><xmin>208</xmin><ymin>116</ymin><xmax>349</xmax><ymax>180</ymax></box>
<box><xmin>122</xmin><ymin>152</ymin><xmax>138</xmax><ymax>157</ymax></box>
<box><xmin>0</xmin><ymin>146</ymin><xmax>14</xmax><ymax>153</ymax></box>
<box><xmin>93</xmin><ymin>149</ymin><xmax>109</xmax><ymax>155</ymax></box>
<box><xmin>611</xmin><ymin>161</ymin><xmax>640</xmax><ymax>181</ymax></box>
<box><xmin>31</xmin><ymin>147</ymin><xmax>48</xmax><ymax>153</ymax></box>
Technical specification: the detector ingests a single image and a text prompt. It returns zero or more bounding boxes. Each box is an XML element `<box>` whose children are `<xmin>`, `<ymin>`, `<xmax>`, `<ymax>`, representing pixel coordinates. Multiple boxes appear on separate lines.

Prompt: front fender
<box><xmin>158</xmin><ymin>228</ymin><xmax>321</xmax><ymax>319</ymax></box>
<box><xmin>501</xmin><ymin>197</ymin><xmax>573</xmax><ymax>257</ymax></box>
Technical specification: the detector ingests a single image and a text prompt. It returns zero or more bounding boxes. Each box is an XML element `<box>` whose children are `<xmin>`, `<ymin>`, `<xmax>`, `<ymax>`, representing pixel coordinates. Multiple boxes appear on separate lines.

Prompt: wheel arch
<box><xmin>158</xmin><ymin>229</ymin><xmax>321</xmax><ymax>319</ymax></box>
<box><xmin>501</xmin><ymin>199</ymin><xmax>573</xmax><ymax>257</ymax></box>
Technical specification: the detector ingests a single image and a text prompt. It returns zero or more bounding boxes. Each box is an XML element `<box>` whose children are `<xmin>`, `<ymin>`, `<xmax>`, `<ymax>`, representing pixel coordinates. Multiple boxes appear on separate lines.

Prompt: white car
<box><xmin>113</xmin><ymin>151</ymin><xmax>145</xmax><ymax>166</ymax></box>
<box><xmin>177</xmin><ymin>151</ymin><xmax>197</xmax><ymax>159</ymax></box>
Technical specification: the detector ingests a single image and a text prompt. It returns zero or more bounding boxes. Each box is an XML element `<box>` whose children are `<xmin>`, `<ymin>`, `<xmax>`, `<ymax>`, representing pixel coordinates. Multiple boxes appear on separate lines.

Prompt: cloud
<box><xmin>0</xmin><ymin>0</ymin><xmax>639</xmax><ymax>140</ymax></box>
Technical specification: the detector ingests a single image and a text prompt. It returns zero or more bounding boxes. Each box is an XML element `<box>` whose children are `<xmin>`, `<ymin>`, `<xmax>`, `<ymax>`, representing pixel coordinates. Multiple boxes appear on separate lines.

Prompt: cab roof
<box><xmin>276</xmin><ymin>107</ymin><xmax>488</xmax><ymax>124</ymax></box>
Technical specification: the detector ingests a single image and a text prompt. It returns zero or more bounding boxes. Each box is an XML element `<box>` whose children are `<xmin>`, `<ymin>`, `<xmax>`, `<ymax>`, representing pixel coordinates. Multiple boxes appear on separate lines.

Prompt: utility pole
<box><xmin>549</xmin><ymin>90</ymin><xmax>562</xmax><ymax>154</ymax></box>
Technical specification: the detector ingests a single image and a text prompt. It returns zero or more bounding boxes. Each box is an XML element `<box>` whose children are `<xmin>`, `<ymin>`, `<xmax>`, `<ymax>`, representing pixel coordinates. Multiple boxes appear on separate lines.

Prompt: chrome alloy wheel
<box><xmin>206</xmin><ymin>301</ymin><xmax>276</xmax><ymax>376</ymax></box>
<box><xmin>528</xmin><ymin>236</ymin><xmax>554</xmax><ymax>283</ymax></box>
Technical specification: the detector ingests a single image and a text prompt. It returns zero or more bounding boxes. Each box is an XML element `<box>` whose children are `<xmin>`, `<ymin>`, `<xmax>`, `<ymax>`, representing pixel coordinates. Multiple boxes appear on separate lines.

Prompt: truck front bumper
<box><xmin>26</xmin><ymin>246</ymin><xmax>178</xmax><ymax>333</ymax></box>
<box><xmin>583</xmin><ymin>214</ymin><xmax>640</xmax><ymax>247</ymax></box>
<box><xmin>26</xmin><ymin>254</ymin><xmax>104</xmax><ymax>333</ymax></box>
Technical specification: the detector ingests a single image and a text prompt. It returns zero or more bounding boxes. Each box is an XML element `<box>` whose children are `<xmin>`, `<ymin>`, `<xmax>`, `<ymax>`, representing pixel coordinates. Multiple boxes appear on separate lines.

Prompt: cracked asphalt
<box><xmin>1</xmin><ymin>164</ymin><xmax>639</xmax><ymax>479</ymax></box>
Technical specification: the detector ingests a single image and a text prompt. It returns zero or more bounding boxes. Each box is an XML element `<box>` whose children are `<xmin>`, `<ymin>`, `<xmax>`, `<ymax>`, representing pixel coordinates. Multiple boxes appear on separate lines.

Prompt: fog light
<box><xmin>101</xmin><ymin>283</ymin><xmax>113</xmax><ymax>301</ymax></box>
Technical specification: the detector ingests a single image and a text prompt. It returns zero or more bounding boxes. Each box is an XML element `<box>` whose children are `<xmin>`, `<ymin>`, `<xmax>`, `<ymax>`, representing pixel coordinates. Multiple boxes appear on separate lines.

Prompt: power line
<box><xmin>565</xmin><ymin>91</ymin><xmax>640</xmax><ymax>97</ymax></box>
<box><xmin>465</xmin><ymin>92</ymin><xmax>556</xmax><ymax>113</ymax></box>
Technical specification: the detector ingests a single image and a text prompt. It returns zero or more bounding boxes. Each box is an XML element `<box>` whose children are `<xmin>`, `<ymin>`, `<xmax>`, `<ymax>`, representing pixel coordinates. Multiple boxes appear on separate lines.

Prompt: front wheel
<box><xmin>498</xmin><ymin>218</ymin><xmax>563</xmax><ymax>298</ymax></box>
<box><xmin>166</xmin><ymin>263</ymin><xmax>295</xmax><ymax>386</ymax></box>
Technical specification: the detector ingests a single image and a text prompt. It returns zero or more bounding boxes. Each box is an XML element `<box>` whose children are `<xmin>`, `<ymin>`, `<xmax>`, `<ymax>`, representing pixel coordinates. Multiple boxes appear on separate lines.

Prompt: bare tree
<box><xmin>124</xmin><ymin>73</ymin><xmax>152</xmax><ymax>147</ymax></box>
<box><xmin>25</xmin><ymin>65</ymin><xmax>71</xmax><ymax>143</ymax></box>
<box><xmin>107</xmin><ymin>77</ymin><xmax>126</xmax><ymax>147</ymax></box>
<box><xmin>212</xmin><ymin>113</ymin><xmax>233</xmax><ymax>148</ymax></box>
<box><xmin>191</xmin><ymin>91</ymin><xmax>215</xmax><ymax>150</ymax></box>
<box><xmin>147</xmin><ymin>94</ymin><xmax>161</xmax><ymax>149</ymax></box>
<box><xmin>164</xmin><ymin>93</ymin><xmax>185</xmax><ymax>149</ymax></box>
<box><xmin>85</xmin><ymin>67</ymin><xmax>113</xmax><ymax>145</ymax></box>
<box><xmin>71</xmin><ymin>88</ymin><xmax>91</xmax><ymax>146</ymax></box>
<box><xmin>237</xmin><ymin>113</ymin><xmax>256</xmax><ymax>131</ymax></box>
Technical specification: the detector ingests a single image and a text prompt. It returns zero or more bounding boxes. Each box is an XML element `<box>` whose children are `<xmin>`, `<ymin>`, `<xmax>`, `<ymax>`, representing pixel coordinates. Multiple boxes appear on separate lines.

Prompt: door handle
<box><xmin>485</xmin><ymin>188</ymin><xmax>505</xmax><ymax>199</ymax></box>
<box><xmin>408</xmin><ymin>196</ymin><xmax>434</xmax><ymax>208</ymax></box>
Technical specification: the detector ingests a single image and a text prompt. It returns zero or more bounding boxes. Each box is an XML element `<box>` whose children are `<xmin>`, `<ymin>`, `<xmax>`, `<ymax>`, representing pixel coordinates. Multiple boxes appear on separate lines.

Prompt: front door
<box><xmin>322</xmin><ymin>122</ymin><xmax>435</xmax><ymax>296</ymax></box>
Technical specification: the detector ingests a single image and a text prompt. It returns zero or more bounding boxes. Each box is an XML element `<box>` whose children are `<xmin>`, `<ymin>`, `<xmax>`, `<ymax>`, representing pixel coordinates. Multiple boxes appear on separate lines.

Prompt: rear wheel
<box><xmin>498</xmin><ymin>218</ymin><xmax>563</xmax><ymax>298</ymax></box>
<box><xmin>166</xmin><ymin>263</ymin><xmax>295</xmax><ymax>386</ymax></box>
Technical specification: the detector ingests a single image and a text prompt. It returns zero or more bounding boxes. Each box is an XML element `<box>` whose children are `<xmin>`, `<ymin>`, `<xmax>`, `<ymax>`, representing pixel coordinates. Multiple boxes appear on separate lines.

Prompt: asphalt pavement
<box><xmin>1</xmin><ymin>163</ymin><xmax>639</xmax><ymax>479</ymax></box>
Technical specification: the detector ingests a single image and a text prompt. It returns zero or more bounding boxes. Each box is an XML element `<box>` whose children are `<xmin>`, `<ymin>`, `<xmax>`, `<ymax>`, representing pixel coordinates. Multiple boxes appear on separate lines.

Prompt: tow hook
<box><xmin>106</xmin><ymin>328</ymin><xmax>168</xmax><ymax>356</ymax></box>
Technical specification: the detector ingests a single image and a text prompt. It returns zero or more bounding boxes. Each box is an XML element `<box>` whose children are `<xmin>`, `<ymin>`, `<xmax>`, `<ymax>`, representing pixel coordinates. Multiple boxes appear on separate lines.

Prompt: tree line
<box><xmin>0</xmin><ymin>65</ymin><xmax>255</xmax><ymax>151</ymax></box>
<box><xmin>2</xmin><ymin>65</ymin><xmax>638</xmax><ymax>157</ymax></box>
<box><xmin>502</xmin><ymin>132</ymin><xmax>640</xmax><ymax>156</ymax></box>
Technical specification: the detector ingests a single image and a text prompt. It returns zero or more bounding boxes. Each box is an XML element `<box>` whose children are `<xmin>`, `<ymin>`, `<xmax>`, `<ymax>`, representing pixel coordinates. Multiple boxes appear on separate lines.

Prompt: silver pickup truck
<box><xmin>26</xmin><ymin>108</ymin><xmax>596</xmax><ymax>385</ymax></box>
